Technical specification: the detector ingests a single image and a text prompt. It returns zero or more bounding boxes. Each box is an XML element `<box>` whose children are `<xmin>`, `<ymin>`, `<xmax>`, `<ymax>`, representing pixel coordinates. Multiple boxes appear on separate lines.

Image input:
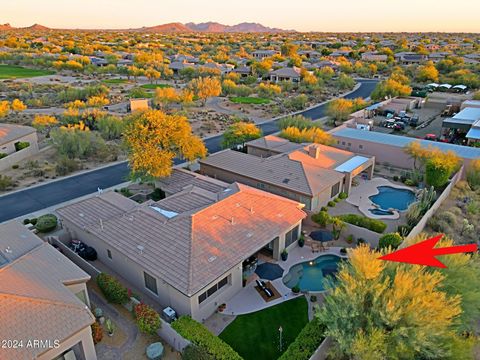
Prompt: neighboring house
<box><xmin>57</xmin><ymin>183</ymin><xmax>306</xmax><ymax>322</ymax></box>
<box><xmin>199</xmin><ymin>136</ymin><xmax>375</xmax><ymax>211</ymax></box>
<box><xmin>361</xmin><ymin>52</ymin><xmax>388</xmax><ymax>62</ymax></box>
<box><xmin>155</xmin><ymin>168</ymin><xmax>228</xmax><ymax>197</ymax></box>
<box><xmin>331</xmin><ymin>127</ymin><xmax>480</xmax><ymax>172</ymax></box>
<box><xmin>396</xmin><ymin>53</ymin><xmax>428</xmax><ymax>64</ymax></box>
<box><xmin>0</xmin><ymin>123</ymin><xmax>39</xmax><ymax>171</ymax></box>
<box><xmin>298</xmin><ymin>50</ymin><xmax>321</xmax><ymax>59</ymax></box>
<box><xmin>251</xmin><ymin>50</ymin><xmax>278</xmax><ymax>59</ymax></box>
<box><xmin>443</xmin><ymin>107</ymin><xmax>480</xmax><ymax>144</ymax></box>
<box><xmin>269</xmin><ymin>66</ymin><xmax>301</xmax><ymax>83</ymax></box>
<box><xmin>233</xmin><ymin>65</ymin><xmax>251</xmax><ymax>77</ymax></box>
<box><xmin>0</xmin><ymin>220</ymin><xmax>96</xmax><ymax>360</ymax></box>
<box><xmin>89</xmin><ymin>56</ymin><xmax>108</xmax><ymax>67</ymax></box>
<box><xmin>168</xmin><ymin>61</ymin><xmax>195</xmax><ymax>74</ymax></box>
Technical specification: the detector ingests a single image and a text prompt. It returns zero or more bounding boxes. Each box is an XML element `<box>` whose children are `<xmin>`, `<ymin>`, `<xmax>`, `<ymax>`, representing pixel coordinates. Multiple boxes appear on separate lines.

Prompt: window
<box><xmin>359</xmin><ymin>144</ymin><xmax>363</xmax><ymax>149</ymax></box>
<box><xmin>198</xmin><ymin>276</ymin><xmax>230</xmax><ymax>304</ymax></box>
<box><xmin>331</xmin><ymin>182</ymin><xmax>340</xmax><ymax>198</ymax></box>
<box><xmin>144</xmin><ymin>272</ymin><xmax>158</xmax><ymax>295</ymax></box>
<box><xmin>257</xmin><ymin>182</ymin><xmax>266</xmax><ymax>189</ymax></box>
<box><xmin>285</xmin><ymin>225</ymin><xmax>299</xmax><ymax>248</ymax></box>
<box><xmin>342</xmin><ymin>141</ymin><xmax>346</xmax><ymax>145</ymax></box>
<box><xmin>107</xmin><ymin>249</ymin><xmax>112</xmax><ymax>259</ymax></box>
<box><xmin>347</xmin><ymin>143</ymin><xmax>351</xmax><ymax>147</ymax></box>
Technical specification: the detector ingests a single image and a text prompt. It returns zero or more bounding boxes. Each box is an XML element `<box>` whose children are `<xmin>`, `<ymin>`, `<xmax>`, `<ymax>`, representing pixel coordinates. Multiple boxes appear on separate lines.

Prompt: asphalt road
<box><xmin>0</xmin><ymin>79</ymin><xmax>378</xmax><ymax>222</ymax></box>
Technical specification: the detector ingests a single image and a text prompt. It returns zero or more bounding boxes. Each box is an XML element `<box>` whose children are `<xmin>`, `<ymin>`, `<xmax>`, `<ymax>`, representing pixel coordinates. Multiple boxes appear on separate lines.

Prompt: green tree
<box><xmin>222</xmin><ymin>121</ymin><xmax>262</xmax><ymax>149</ymax></box>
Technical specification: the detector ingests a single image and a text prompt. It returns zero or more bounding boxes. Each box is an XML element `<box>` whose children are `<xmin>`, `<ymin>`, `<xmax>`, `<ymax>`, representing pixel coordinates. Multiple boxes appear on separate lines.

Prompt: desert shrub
<box><xmin>172</xmin><ymin>316</ymin><xmax>242</xmax><ymax>360</ymax></box>
<box><xmin>466</xmin><ymin>159</ymin><xmax>480</xmax><ymax>190</ymax></box>
<box><xmin>278</xmin><ymin>318</ymin><xmax>326</xmax><ymax>360</ymax></box>
<box><xmin>55</xmin><ymin>156</ymin><xmax>80</xmax><ymax>176</ymax></box>
<box><xmin>278</xmin><ymin>115</ymin><xmax>316</xmax><ymax>131</ymax></box>
<box><xmin>283</xmin><ymin>94</ymin><xmax>308</xmax><ymax>111</ymax></box>
<box><xmin>0</xmin><ymin>175</ymin><xmax>13</xmax><ymax>190</ymax></box>
<box><xmin>378</xmin><ymin>232</ymin><xmax>403</xmax><ymax>250</ymax></box>
<box><xmin>50</xmin><ymin>128</ymin><xmax>107</xmax><ymax>160</ymax></box>
<box><xmin>311</xmin><ymin>211</ymin><xmax>330</xmax><ymax>227</ymax></box>
<box><xmin>134</xmin><ymin>303</ymin><xmax>161</xmax><ymax>335</ymax></box>
<box><xmin>97</xmin><ymin>115</ymin><xmax>125</xmax><ymax>140</ymax></box>
<box><xmin>35</xmin><ymin>214</ymin><xmax>58</xmax><ymax>233</ymax></box>
<box><xmin>96</xmin><ymin>273</ymin><xmax>129</xmax><ymax>304</ymax></box>
<box><xmin>427</xmin><ymin>215</ymin><xmax>450</xmax><ymax>233</ymax></box>
<box><xmin>338</xmin><ymin>214</ymin><xmax>387</xmax><ymax>233</ymax></box>
<box><xmin>11</xmin><ymin>164</ymin><xmax>19</xmax><ymax>169</ymax></box>
<box><xmin>91</xmin><ymin>321</ymin><xmax>103</xmax><ymax>344</ymax></box>
<box><xmin>438</xmin><ymin>211</ymin><xmax>457</xmax><ymax>226</ymax></box>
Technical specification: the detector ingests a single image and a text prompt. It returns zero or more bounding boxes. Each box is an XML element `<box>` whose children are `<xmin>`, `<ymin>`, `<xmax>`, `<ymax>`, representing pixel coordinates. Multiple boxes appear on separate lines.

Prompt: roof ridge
<box><xmin>186</xmin><ymin>216</ymin><xmax>195</xmax><ymax>295</ymax></box>
<box><xmin>0</xmin><ymin>241</ymin><xmax>44</xmax><ymax>273</ymax></box>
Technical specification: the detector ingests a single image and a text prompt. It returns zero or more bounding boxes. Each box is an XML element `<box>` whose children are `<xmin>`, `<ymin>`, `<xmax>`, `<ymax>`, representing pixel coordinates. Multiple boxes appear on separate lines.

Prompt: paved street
<box><xmin>0</xmin><ymin>79</ymin><xmax>377</xmax><ymax>223</ymax></box>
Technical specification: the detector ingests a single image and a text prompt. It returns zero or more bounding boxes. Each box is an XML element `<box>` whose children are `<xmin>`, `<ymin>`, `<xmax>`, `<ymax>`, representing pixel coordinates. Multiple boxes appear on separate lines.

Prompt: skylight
<box><xmin>149</xmin><ymin>206</ymin><xmax>178</xmax><ymax>219</ymax></box>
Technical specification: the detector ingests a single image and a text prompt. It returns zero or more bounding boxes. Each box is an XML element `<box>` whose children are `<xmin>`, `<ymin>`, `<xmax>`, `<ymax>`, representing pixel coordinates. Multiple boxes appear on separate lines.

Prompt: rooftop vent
<box><xmin>79</xmin><ymin>213</ymin><xmax>84</xmax><ymax>217</ymax></box>
<box><xmin>246</xmin><ymin>233</ymin><xmax>253</xmax><ymax>238</ymax></box>
<box><xmin>208</xmin><ymin>256</ymin><xmax>217</xmax><ymax>263</ymax></box>
<box><xmin>149</xmin><ymin>206</ymin><xmax>178</xmax><ymax>219</ymax></box>
<box><xmin>282</xmin><ymin>178</ymin><xmax>290</xmax><ymax>184</ymax></box>
<box><xmin>137</xmin><ymin>245</ymin><xmax>144</xmax><ymax>254</ymax></box>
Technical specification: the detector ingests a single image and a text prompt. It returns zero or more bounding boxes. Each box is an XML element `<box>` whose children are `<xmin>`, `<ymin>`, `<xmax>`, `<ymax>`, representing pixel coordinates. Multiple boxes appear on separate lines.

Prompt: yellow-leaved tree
<box><xmin>153</xmin><ymin>87</ymin><xmax>179</xmax><ymax>109</ymax></box>
<box><xmin>0</xmin><ymin>100</ymin><xmax>10</xmax><ymax>117</ymax></box>
<box><xmin>32</xmin><ymin>115</ymin><xmax>58</xmax><ymax>134</ymax></box>
<box><xmin>188</xmin><ymin>77</ymin><xmax>221</xmax><ymax>106</ymax></box>
<box><xmin>124</xmin><ymin>110</ymin><xmax>207</xmax><ymax>179</ymax></box>
<box><xmin>10</xmin><ymin>99</ymin><xmax>27</xmax><ymax>112</ymax></box>
<box><xmin>317</xmin><ymin>239</ymin><xmax>478</xmax><ymax>360</ymax></box>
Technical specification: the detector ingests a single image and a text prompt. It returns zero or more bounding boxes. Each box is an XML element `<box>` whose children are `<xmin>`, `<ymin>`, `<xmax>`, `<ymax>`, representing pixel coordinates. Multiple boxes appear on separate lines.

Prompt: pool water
<box><xmin>369</xmin><ymin>186</ymin><xmax>415</xmax><ymax>211</ymax></box>
<box><xmin>282</xmin><ymin>254</ymin><xmax>342</xmax><ymax>292</ymax></box>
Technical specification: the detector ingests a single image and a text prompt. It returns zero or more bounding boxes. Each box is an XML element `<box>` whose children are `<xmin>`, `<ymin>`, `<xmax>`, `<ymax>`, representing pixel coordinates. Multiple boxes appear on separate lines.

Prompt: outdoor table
<box><xmin>146</xmin><ymin>342</ymin><xmax>164</xmax><ymax>360</ymax></box>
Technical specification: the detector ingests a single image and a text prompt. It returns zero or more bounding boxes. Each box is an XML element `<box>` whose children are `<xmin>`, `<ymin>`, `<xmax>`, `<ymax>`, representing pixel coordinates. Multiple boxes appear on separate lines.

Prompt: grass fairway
<box><xmin>219</xmin><ymin>297</ymin><xmax>308</xmax><ymax>360</ymax></box>
<box><xmin>231</xmin><ymin>96</ymin><xmax>270</xmax><ymax>105</ymax></box>
<box><xmin>140</xmin><ymin>83</ymin><xmax>172</xmax><ymax>89</ymax></box>
<box><xmin>0</xmin><ymin>65</ymin><xmax>54</xmax><ymax>79</ymax></box>
<box><xmin>103</xmin><ymin>78</ymin><xmax>129</xmax><ymax>84</ymax></box>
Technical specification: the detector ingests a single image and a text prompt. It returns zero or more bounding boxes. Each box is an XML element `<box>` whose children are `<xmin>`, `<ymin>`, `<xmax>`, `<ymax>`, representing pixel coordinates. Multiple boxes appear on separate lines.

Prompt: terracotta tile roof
<box><xmin>0</xmin><ymin>124</ymin><xmax>36</xmax><ymax>146</ymax></box>
<box><xmin>57</xmin><ymin>184</ymin><xmax>306</xmax><ymax>296</ymax></box>
<box><xmin>200</xmin><ymin>149</ymin><xmax>345</xmax><ymax>196</ymax></box>
<box><xmin>0</xmin><ymin>221</ymin><xmax>94</xmax><ymax>360</ymax></box>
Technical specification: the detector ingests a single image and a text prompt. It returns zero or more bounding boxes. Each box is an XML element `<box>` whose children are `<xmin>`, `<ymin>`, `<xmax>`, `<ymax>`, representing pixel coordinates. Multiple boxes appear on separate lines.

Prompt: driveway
<box><xmin>0</xmin><ymin>79</ymin><xmax>378</xmax><ymax>223</ymax></box>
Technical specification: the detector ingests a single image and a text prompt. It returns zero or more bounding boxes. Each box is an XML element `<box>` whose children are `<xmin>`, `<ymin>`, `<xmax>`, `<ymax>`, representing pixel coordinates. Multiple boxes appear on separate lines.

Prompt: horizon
<box><xmin>2</xmin><ymin>0</ymin><xmax>480</xmax><ymax>33</ymax></box>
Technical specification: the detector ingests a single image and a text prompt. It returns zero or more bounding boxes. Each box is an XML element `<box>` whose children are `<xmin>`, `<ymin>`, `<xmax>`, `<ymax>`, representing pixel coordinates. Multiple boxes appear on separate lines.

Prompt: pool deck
<box><xmin>222</xmin><ymin>245</ymin><xmax>345</xmax><ymax>316</ymax></box>
<box><xmin>346</xmin><ymin>177</ymin><xmax>415</xmax><ymax>220</ymax></box>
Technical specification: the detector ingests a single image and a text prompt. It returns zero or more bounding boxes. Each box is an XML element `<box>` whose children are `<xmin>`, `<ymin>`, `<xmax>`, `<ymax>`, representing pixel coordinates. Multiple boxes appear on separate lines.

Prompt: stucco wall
<box><xmin>38</xmin><ymin>325</ymin><xmax>97</xmax><ymax>360</ymax></box>
<box><xmin>0</xmin><ymin>132</ymin><xmax>39</xmax><ymax>171</ymax></box>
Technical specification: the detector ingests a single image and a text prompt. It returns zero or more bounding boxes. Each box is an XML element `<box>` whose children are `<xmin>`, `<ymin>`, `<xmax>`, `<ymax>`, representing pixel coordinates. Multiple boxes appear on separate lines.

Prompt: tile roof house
<box><xmin>57</xmin><ymin>182</ymin><xmax>306</xmax><ymax>321</ymax></box>
<box><xmin>199</xmin><ymin>136</ymin><xmax>375</xmax><ymax>211</ymax></box>
<box><xmin>0</xmin><ymin>220</ymin><xmax>97</xmax><ymax>360</ymax></box>
<box><xmin>0</xmin><ymin>123</ymin><xmax>39</xmax><ymax>171</ymax></box>
<box><xmin>269</xmin><ymin>66</ymin><xmax>301</xmax><ymax>83</ymax></box>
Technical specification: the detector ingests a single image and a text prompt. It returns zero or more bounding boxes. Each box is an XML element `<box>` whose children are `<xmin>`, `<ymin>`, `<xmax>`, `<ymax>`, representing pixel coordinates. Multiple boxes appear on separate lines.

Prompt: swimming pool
<box><xmin>369</xmin><ymin>186</ymin><xmax>415</xmax><ymax>211</ymax></box>
<box><xmin>282</xmin><ymin>254</ymin><xmax>342</xmax><ymax>292</ymax></box>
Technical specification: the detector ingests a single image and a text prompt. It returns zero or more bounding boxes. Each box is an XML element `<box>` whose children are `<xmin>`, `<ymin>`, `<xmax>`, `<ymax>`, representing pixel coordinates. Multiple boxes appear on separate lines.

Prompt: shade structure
<box><xmin>255</xmin><ymin>262</ymin><xmax>284</xmax><ymax>280</ymax></box>
<box><xmin>310</xmin><ymin>230</ymin><xmax>333</xmax><ymax>242</ymax></box>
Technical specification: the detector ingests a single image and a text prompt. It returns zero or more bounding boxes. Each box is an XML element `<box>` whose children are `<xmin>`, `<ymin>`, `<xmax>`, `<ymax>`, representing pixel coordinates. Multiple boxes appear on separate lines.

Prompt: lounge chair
<box><xmin>256</xmin><ymin>279</ymin><xmax>273</xmax><ymax>298</ymax></box>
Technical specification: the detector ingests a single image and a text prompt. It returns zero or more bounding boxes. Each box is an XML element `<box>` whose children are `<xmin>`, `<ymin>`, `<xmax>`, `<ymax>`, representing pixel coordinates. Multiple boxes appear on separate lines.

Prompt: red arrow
<box><xmin>378</xmin><ymin>234</ymin><xmax>478</xmax><ymax>268</ymax></box>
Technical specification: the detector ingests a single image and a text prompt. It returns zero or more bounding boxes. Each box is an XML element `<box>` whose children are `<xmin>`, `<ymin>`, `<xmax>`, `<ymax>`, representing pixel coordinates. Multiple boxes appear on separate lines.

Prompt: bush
<box><xmin>310</xmin><ymin>295</ymin><xmax>317</xmax><ymax>302</ymax></box>
<box><xmin>378</xmin><ymin>233</ymin><xmax>403</xmax><ymax>250</ymax></box>
<box><xmin>134</xmin><ymin>303</ymin><xmax>161</xmax><ymax>335</ymax></box>
<box><xmin>334</xmin><ymin>197</ymin><xmax>341</xmax><ymax>203</ymax></box>
<box><xmin>14</xmin><ymin>141</ymin><xmax>30</xmax><ymax>151</ymax></box>
<box><xmin>55</xmin><ymin>156</ymin><xmax>79</xmax><ymax>176</ymax></box>
<box><xmin>466</xmin><ymin>159</ymin><xmax>480</xmax><ymax>190</ymax></box>
<box><xmin>12</xmin><ymin>164</ymin><xmax>19</xmax><ymax>169</ymax></box>
<box><xmin>292</xmin><ymin>285</ymin><xmax>300</xmax><ymax>293</ymax></box>
<box><xmin>404</xmin><ymin>179</ymin><xmax>415</xmax><ymax>186</ymax></box>
<box><xmin>338</xmin><ymin>214</ymin><xmax>387</xmax><ymax>233</ymax></box>
<box><xmin>23</xmin><ymin>218</ymin><xmax>30</xmax><ymax>225</ymax></box>
<box><xmin>346</xmin><ymin>234</ymin><xmax>354</xmax><ymax>244</ymax></box>
<box><xmin>393</xmin><ymin>175</ymin><xmax>399</xmax><ymax>181</ymax></box>
<box><xmin>338</xmin><ymin>192</ymin><xmax>348</xmax><ymax>200</ymax></box>
<box><xmin>0</xmin><ymin>175</ymin><xmax>13</xmax><ymax>191</ymax></box>
<box><xmin>172</xmin><ymin>316</ymin><xmax>242</xmax><ymax>360</ymax></box>
<box><xmin>96</xmin><ymin>273</ymin><xmax>129</xmax><ymax>304</ymax></box>
<box><xmin>0</xmin><ymin>152</ymin><xmax>7</xmax><ymax>159</ymax></box>
<box><xmin>91</xmin><ymin>321</ymin><xmax>103</xmax><ymax>344</ymax></box>
<box><xmin>320</xmin><ymin>206</ymin><xmax>328</xmax><ymax>212</ymax></box>
<box><xmin>278</xmin><ymin>318</ymin><xmax>326</xmax><ymax>360</ymax></box>
<box><xmin>340</xmin><ymin>247</ymin><xmax>348</xmax><ymax>255</ymax></box>
<box><xmin>35</xmin><ymin>214</ymin><xmax>58</xmax><ymax>233</ymax></box>
<box><xmin>182</xmin><ymin>344</ymin><xmax>212</xmax><ymax>360</ymax></box>
<box><xmin>357</xmin><ymin>238</ymin><xmax>366</xmax><ymax>245</ymax></box>
<box><xmin>311</xmin><ymin>211</ymin><xmax>330</xmax><ymax>227</ymax></box>
<box><xmin>30</xmin><ymin>218</ymin><xmax>37</xmax><ymax>225</ymax></box>
<box><xmin>327</xmin><ymin>201</ymin><xmax>336</xmax><ymax>207</ymax></box>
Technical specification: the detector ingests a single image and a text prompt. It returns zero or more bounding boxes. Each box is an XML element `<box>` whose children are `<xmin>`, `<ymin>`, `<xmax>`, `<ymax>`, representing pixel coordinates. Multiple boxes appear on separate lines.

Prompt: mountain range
<box><xmin>0</xmin><ymin>21</ymin><xmax>293</xmax><ymax>33</ymax></box>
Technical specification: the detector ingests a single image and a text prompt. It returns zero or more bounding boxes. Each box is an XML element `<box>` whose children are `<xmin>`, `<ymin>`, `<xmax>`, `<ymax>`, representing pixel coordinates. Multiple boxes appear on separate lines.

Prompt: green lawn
<box><xmin>230</xmin><ymin>96</ymin><xmax>270</xmax><ymax>105</ymax></box>
<box><xmin>219</xmin><ymin>297</ymin><xmax>308</xmax><ymax>360</ymax></box>
<box><xmin>140</xmin><ymin>83</ymin><xmax>172</xmax><ymax>89</ymax></box>
<box><xmin>103</xmin><ymin>78</ymin><xmax>129</xmax><ymax>84</ymax></box>
<box><xmin>0</xmin><ymin>64</ymin><xmax>54</xmax><ymax>79</ymax></box>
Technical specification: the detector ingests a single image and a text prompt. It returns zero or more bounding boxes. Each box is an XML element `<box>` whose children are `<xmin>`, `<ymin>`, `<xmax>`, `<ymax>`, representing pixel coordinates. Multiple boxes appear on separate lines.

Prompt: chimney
<box><xmin>308</xmin><ymin>145</ymin><xmax>320</xmax><ymax>159</ymax></box>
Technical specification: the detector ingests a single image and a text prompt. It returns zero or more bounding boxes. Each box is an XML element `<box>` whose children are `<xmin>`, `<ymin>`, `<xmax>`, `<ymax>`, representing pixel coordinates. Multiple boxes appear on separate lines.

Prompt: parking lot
<box><xmin>371</xmin><ymin>106</ymin><xmax>444</xmax><ymax>139</ymax></box>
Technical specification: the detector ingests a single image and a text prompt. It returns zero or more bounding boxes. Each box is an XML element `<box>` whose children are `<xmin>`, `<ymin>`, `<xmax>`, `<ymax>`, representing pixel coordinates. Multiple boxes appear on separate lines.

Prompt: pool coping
<box><xmin>346</xmin><ymin>177</ymin><xmax>417</xmax><ymax>220</ymax></box>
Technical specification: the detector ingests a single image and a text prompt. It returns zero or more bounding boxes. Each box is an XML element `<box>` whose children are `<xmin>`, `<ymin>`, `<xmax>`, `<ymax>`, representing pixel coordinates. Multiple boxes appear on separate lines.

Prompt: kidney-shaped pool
<box><xmin>282</xmin><ymin>254</ymin><xmax>343</xmax><ymax>292</ymax></box>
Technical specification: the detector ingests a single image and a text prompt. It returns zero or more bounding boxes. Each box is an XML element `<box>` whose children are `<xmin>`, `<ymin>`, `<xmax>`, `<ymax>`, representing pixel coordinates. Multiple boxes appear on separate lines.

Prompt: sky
<box><xmin>1</xmin><ymin>0</ymin><xmax>480</xmax><ymax>33</ymax></box>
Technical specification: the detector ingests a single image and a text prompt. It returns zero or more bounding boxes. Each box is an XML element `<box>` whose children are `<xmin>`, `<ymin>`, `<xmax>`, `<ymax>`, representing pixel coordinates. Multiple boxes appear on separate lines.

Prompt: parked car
<box><xmin>424</xmin><ymin>134</ymin><xmax>437</xmax><ymax>141</ymax></box>
<box><xmin>393</xmin><ymin>122</ymin><xmax>405</xmax><ymax>131</ymax></box>
<box><xmin>410</xmin><ymin>114</ymin><xmax>419</xmax><ymax>126</ymax></box>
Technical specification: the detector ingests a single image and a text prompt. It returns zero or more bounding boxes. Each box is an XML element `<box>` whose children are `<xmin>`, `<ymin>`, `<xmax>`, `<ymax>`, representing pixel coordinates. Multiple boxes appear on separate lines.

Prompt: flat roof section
<box><xmin>332</xmin><ymin>128</ymin><xmax>480</xmax><ymax>160</ymax></box>
<box><xmin>334</xmin><ymin>155</ymin><xmax>370</xmax><ymax>173</ymax></box>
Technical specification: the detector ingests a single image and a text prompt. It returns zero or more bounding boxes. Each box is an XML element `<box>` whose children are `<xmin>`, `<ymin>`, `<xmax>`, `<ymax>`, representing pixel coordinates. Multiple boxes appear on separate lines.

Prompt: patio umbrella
<box><xmin>309</xmin><ymin>230</ymin><xmax>333</xmax><ymax>242</ymax></box>
<box><xmin>255</xmin><ymin>262</ymin><xmax>284</xmax><ymax>281</ymax></box>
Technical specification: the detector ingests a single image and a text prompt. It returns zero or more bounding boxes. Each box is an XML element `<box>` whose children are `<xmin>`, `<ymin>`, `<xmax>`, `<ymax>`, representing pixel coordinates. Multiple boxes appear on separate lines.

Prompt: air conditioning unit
<box><xmin>162</xmin><ymin>307</ymin><xmax>177</xmax><ymax>323</ymax></box>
